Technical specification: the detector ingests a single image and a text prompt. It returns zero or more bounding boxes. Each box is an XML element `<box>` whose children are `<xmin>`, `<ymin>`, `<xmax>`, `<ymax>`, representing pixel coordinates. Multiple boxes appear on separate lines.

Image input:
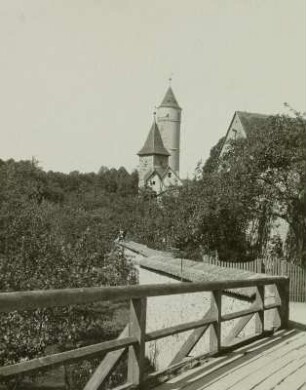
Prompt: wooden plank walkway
<box><xmin>153</xmin><ymin>328</ymin><xmax>306</xmax><ymax>390</ymax></box>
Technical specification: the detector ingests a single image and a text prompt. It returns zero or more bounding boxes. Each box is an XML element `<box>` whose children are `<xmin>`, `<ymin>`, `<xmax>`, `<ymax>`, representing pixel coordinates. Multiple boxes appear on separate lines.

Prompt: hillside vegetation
<box><xmin>0</xmin><ymin>110</ymin><xmax>304</xmax><ymax>388</ymax></box>
<box><xmin>0</xmin><ymin>162</ymin><xmax>141</xmax><ymax>388</ymax></box>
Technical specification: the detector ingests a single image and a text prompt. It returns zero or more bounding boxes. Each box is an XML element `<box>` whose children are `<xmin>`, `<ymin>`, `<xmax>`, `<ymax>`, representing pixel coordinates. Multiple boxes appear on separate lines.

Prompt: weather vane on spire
<box><xmin>168</xmin><ymin>75</ymin><xmax>173</xmax><ymax>86</ymax></box>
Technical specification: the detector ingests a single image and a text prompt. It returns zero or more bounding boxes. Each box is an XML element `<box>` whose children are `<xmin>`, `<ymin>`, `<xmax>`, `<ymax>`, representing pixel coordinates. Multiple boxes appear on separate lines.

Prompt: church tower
<box><xmin>156</xmin><ymin>85</ymin><xmax>182</xmax><ymax>176</ymax></box>
<box><xmin>137</xmin><ymin>117</ymin><xmax>170</xmax><ymax>189</ymax></box>
<box><xmin>137</xmin><ymin>85</ymin><xmax>182</xmax><ymax>194</ymax></box>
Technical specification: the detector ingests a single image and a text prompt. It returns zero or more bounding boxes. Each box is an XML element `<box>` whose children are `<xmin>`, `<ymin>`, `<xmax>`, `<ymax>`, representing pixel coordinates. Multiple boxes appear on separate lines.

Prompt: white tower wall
<box><xmin>157</xmin><ymin>106</ymin><xmax>181</xmax><ymax>175</ymax></box>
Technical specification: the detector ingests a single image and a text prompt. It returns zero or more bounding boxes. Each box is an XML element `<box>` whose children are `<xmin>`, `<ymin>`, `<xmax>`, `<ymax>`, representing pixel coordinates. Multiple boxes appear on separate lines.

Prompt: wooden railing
<box><xmin>0</xmin><ymin>276</ymin><xmax>289</xmax><ymax>390</ymax></box>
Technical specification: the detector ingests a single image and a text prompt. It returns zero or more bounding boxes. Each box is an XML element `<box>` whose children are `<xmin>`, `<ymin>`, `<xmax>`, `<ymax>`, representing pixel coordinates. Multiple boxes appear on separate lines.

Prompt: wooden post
<box><xmin>83</xmin><ymin>325</ymin><xmax>129</xmax><ymax>390</ymax></box>
<box><xmin>127</xmin><ymin>298</ymin><xmax>147</xmax><ymax>385</ymax></box>
<box><xmin>170</xmin><ymin>307</ymin><xmax>214</xmax><ymax>365</ymax></box>
<box><xmin>209</xmin><ymin>290</ymin><xmax>221</xmax><ymax>353</ymax></box>
<box><xmin>275</xmin><ymin>279</ymin><xmax>290</xmax><ymax>329</ymax></box>
<box><xmin>180</xmin><ymin>258</ymin><xmax>183</xmax><ymax>281</ymax></box>
<box><xmin>281</xmin><ymin>260</ymin><xmax>287</xmax><ymax>276</ymax></box>
<box><xmin>255</xmin><ymin>285</ymin><xmax>264</xmax><ymax>335</ymax></box>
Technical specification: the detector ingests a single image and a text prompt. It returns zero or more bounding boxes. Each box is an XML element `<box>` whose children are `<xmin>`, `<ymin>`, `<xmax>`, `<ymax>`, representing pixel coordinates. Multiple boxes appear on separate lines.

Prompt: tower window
<box><xmin>168</xmin><ymin>172</ymin><xmax>172</xmax><ymax>178</ymax></box>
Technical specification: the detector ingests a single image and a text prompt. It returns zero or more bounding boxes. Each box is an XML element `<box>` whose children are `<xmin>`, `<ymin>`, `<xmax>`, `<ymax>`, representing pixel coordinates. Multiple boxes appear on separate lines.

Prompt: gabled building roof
<box><xmin>159</xmin><ymin>87</ymin><xmax>181</xmax><ymax>110</ymax></box>
<box><xmin>143</xmin><ymin>167</ymin><xmax>165</xmax><ymax>183</ymax></box>
<box><xmin>143</xmin><ymin>166</ymin><xmax>182</xmax><ymax>189</ymax></box>
<box><xmin>220</xmin><ymin>111</ymin><xmax>272</xmax><ymax>156</ymax></box>
<box><xmin>236</xmin><ymin>111</ymin><xmax>270</xmax><ymax>136</ymax></box>
<box><xmin>161</xmin><ymin>165</ymin><xmax>181</xmax><ymax>181</ymax></box>
<box><xmin>138</xmin><ymin>121</ymin><xmax>170</xmax><ymax>156</ymax></box>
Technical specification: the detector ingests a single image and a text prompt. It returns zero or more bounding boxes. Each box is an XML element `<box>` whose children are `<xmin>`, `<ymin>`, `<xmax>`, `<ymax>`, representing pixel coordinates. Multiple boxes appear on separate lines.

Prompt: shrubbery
<box><xmin>0</xmin><ymin>160</ymin><xmax>137</xmax><ymax>388</ymax></box>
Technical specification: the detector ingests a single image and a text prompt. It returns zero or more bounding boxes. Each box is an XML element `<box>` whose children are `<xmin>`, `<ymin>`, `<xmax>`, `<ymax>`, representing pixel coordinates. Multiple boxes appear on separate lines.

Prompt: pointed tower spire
<box><xmin>137</xmin><ymin>118</ymin><xmax>170</xmax><ymax>156</ymax></box>
<box><xmin>159</xmin><ymin>86</ymin><xmax>181</xmax><ymax>110</ymax></box>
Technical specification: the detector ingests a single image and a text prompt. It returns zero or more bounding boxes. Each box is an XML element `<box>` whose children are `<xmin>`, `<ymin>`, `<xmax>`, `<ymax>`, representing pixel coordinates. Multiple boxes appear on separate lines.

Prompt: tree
<box><xmin>0</xmin><ymin>159</ymin><xmax>137</xmax><ymax>389</ymax></box>
<box><xmin>172</xmin><ymin>110</ymin><xmax>306</xmax><ymax>266</ymax></box>
<box><xmin>235</xmin><ymin>111</ymin><xmax>306</xmax><ymax>266</ymax></box>
<box><xmin>150</xmin><ymin>109</ymin><xmax>305</xmax><ymax>266</ymax></box>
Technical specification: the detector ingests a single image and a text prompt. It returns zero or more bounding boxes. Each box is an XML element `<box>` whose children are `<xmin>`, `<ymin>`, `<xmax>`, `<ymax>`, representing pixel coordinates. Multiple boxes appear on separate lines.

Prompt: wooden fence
<box><xmin>203</xmin><ymin>256</ymin><xmax>306</xmax><ymax>302</ymax></box>
<box><xmin>0</xmin><ymin>276</ymin><xmax>289</xmax><ymax>390</ymax></box>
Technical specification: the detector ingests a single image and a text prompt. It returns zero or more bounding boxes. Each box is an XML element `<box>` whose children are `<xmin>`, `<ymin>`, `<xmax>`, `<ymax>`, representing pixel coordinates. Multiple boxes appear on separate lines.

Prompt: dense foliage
<box><xmin>0</xmin><ymin>160</ymin><xmax>139</xmax><ymax>389</ymax></box>
<box><xmin>218</xmin><ymin>111</ymin><xmax>306</xmax><ymax>265</ymax></box>
<box><xmin>149</xmin><ymin>110</ymin><xmax>306</xmax><ymax>266</ymax></box>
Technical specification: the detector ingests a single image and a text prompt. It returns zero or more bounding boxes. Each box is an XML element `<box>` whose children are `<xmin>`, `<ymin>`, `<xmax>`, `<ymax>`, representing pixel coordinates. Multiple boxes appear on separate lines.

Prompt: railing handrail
<box><xmin>0</xmin><ymin>276</ymin><xmax>288</xmax><ymax>313</ymax></box>
<box><xmin>0</xmin><ymin>276</ymin><xmax>290</xmax><ymax>388</ymax></box>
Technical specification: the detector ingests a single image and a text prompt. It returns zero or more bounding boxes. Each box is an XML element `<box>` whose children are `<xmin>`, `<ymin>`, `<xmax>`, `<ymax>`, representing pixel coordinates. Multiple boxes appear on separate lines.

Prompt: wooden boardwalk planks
<box><xmin>153</xmin><ymin>329</ymin><xmax>306</xmax><ymax>390</ymax></box>
<box><xmin>217</xmin><ymin>344</ymin><xmax>306</xmax><ymax>390</ymax></box>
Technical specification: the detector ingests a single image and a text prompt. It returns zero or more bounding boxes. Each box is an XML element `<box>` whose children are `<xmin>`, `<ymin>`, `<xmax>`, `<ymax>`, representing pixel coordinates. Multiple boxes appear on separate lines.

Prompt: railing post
<box><xmin>127</xmin><ymin>297</ymin><xmax>147</xmax><ymax>386</ymax></box>
<box><xmin>275</xmin><ymin>279</ymin><xmax>290</xmax><ymax>329</ymax></box>
<box><xmin>210</xmin><ymin>290</ymin><xmax>221</xmax><ymax>353</ymax></box>
<box><xmin>255</xmin><ymin>285</ymin><xmax>264</xmax><ymax>334</ymax></box>
<box><xmin>281</xmin><ymin>260</ymin><xmax>287</xmax><ymax>275</ymax></box>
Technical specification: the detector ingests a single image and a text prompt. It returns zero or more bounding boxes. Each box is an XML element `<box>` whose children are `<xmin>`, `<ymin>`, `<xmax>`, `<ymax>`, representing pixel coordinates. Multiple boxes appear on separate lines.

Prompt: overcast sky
<box><xmin>0</xmin><ymin>0</ymin><xmax>305</xmax><ymax>177</ymax></box>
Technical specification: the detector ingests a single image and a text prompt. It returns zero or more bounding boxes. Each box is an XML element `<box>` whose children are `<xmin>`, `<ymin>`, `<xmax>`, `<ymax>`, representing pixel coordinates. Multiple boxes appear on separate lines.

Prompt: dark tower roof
<box><xmin>159</xmin><ymin>86</ymin><xmax>181</xmax><ymax>109</ymax></box>
<box><xmin>137</xmin><ymin>121</ymin><xmax>170</xmax><ymax>156</ymax></box>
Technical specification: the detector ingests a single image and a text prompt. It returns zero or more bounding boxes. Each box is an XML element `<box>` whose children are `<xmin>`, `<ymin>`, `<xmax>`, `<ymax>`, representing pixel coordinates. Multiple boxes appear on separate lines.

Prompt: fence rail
<box><xmin>0</xmin><ymin>276</ymin><xmax>289</xmax><ymax>390</ymax></box>
<box><xmin>203</xmin><ymin>256</ymin><xmax>306</xmax><ymax>302</ymax></box>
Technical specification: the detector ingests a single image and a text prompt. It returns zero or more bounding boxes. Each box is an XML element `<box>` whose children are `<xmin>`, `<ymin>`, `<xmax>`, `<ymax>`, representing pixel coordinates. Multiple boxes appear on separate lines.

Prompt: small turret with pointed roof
<box><xmin>137</xmin><ymin>114</ymin><xmax>170</xmax><ymax>190</ymax></box>
<box><xmin>137</xmin><ymin>116</ymin><xmax>170</xmax><ymax>156</ymax></box>
<box><xmin>159</xmin><ymin>86</ymin><xmax>182</xmax><ymax>110</ymax></box>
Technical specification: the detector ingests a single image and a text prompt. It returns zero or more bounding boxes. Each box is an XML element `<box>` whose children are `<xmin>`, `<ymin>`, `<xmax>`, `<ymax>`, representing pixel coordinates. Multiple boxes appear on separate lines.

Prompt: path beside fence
<box><xmin>202</xmin><ymin>256</ymin><xmax>306</xmax><ymax>302</ymax></box>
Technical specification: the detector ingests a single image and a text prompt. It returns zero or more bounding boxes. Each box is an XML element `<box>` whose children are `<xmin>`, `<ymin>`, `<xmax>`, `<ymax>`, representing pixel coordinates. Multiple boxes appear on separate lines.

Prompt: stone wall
<box><xmin>125</xmin><ymin>249</ymin><xmax>255</xmax><ymax>371</ymax></box>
